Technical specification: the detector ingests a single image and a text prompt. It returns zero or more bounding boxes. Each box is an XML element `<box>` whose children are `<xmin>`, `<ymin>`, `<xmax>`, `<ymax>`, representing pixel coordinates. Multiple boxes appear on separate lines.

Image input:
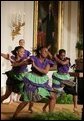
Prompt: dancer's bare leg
<box><xmin>28</xmin><ymin>102</ymin><xmax>34</xmax><ymax>113</ymax></box>
<box><xmin>13</xmin><ymin>102</ymin><xmax>28</xmax><ymax>118</ymax></box>
<box><xmin>73</xmin><ymin>95</ymin><xmax>78</xmax><ymax>111</ymax></box>
<box><xmin>1</xmin><ymin>86</ymin><xmax>12</xmax><ymax>103</ymax></box>
<box><xmin>42</xmin><ymin>102</ymin><xmax>49</xmax><ymax>112</ymax></box>
<box><xmin>49</xmin><ymin>92</ymin><xmax>56</xmax><ymax>112</ymax></box>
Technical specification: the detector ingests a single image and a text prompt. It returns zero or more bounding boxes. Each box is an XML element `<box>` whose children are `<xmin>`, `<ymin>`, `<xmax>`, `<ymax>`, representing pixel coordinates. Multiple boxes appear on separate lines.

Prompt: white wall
<box><xmin>62</xmin><ymin>1</ymin><xmax>78</xmax><ymax>65</ymax></box>
<box><xmin>1</xmin><ymin>1</ymin><xmax>34</xmax><ymax>102</ymax></box>
<box><xmin>1</xmin><ymin>1</ymin><xmax>34</xmax><ymax>52</ymax></box>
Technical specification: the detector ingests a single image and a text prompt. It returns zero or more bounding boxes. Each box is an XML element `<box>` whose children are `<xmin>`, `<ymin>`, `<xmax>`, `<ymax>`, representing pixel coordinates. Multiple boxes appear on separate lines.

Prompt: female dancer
<box><xmin>1</xmin><ymin>46</ymin><xmax>31</xmax><ymax>103</ymax></box>
<box><xmin>12</xmin><ymin>46</ymin><xmax>56</xmax><ymax>118</ymax></box>
<box><xmin>43</xmin><ymin>49</ymin><xmax>78</xmax><ymax>112</ymax></box>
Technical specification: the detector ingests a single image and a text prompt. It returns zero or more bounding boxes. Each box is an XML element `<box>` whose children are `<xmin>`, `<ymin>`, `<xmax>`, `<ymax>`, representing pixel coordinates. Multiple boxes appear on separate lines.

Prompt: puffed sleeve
<box><xmin>46</xmin><ymin>59</ymin><xmax>54</xmax><ymax>67</ymax></box>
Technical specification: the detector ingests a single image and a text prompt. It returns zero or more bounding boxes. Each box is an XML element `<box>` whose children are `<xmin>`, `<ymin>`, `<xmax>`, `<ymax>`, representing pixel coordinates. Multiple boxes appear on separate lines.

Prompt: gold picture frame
<box><xmin>33</xmin><ymin>1</ymin><xmax>63</xmax><ymax>55</ymax></box>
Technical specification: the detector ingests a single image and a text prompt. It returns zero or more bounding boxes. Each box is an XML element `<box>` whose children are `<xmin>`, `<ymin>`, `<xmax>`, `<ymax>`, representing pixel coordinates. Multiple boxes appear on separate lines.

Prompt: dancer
<box><xmin>1</xmin><ymin>39</ymin><xmax>33</xmax><ymax>111</ymax></box>
<box><xmin>43</xmin><ymin>49</ymin><xmax>78</xmax><ymax>112</ymax></box>
<box><xmin>12</xmin><ymin>46</ymin><xmax>56</xmax><ymax>118</ymax></box>
<box><xmin>1</xmin><ymin>46</ymin><xmax>31</xmax><ymax>103</ymax></box>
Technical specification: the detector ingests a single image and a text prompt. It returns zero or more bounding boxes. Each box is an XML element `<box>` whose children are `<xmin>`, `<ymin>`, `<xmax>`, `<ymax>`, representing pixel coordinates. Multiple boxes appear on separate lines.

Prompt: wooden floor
<box><xmin>1</xmin><ymin>102</ymin><xmax>83</xmax><ymax>120</ymax></box>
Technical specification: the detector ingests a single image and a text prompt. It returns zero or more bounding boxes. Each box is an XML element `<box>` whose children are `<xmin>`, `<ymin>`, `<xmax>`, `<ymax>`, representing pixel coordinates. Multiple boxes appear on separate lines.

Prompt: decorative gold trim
<box><xmin>33</xmin><ymin>1</ymin><xmax>38</xmax><ymax>48</ymax></box>
<box><xmin>58</xmin><ymin>1</ymin><xmax>63</xmax><ymax>50</ymax></box>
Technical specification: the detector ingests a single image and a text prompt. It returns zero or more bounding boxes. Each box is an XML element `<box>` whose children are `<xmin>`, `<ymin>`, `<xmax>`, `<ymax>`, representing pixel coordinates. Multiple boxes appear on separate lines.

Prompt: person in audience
<box><xmin>19</xmin><ymin>39</ymin><xmax>31</xmax><ymax>59</ymax></box>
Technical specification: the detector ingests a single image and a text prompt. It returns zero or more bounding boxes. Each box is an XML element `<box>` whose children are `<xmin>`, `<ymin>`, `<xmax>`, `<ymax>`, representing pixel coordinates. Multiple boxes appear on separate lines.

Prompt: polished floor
<box><xmin>1</xmin><ymin>102</ymin><xmax>83</xmax><ymax>120</ymax></box>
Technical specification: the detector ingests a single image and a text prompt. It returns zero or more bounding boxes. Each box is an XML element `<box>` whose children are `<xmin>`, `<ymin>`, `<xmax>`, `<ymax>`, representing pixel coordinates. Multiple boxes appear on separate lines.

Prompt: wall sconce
<box><xmin>10</xmin><ymin>13</ymin><xmax>25</xmax><ymax>40</ymax></box>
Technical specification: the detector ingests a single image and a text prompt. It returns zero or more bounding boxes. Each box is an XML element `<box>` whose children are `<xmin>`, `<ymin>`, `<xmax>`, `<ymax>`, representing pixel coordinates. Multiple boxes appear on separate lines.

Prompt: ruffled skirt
<box><xmin>5</xmin><ymin>70</ymin><xmax>27</xmax><ymax>93</ymax></box>
<box><xmin>52</xmin><ymin>72</ymin><xmax>74</xmax><ymax>89</ymax></box>
<box><xmin>20</xmin><ymin>72</ymin><xmax>52</xmax><ymax>102</ymax></box>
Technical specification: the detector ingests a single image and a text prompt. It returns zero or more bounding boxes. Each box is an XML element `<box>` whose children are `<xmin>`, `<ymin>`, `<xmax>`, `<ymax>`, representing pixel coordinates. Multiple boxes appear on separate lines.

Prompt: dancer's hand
<box><xmin>32</xmin><ymin>61</ymin><xmax>36</xmax><ymax>68</ymax></box>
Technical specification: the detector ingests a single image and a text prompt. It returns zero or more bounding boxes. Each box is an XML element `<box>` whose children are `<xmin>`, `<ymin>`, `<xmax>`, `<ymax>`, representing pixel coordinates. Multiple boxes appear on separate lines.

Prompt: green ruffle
<box><xmin>9</xmin><ymin>71</ymin><xmax>28</xmax><ymax>81</ymax></box>
<box><xmin>20</xmin><ymin>90</ymin><xmax>30</xmax><ymax>101</ymax></box>
<box><xmin>52</xmin><ymin>72</ymin><xmax>74</xmax><ymax>84</ymax></box>
<box><xmin>6</xmin><ymin>71</ymin><xmax>27</xmax><ymax>93</ymax></box>
<box><xmin>38</xmin><ymin>88</ymin><xmax>50</xmax><ymax>97</ymax></box>
<box><xmin>53</xmin><ymin>79</ymin><xmax>60</xmax><ymax>85</ymax></box>
<box><xmin>24</xmin><ymin>72</ymin><xmax>49</xmax><ymax>84</ymax></box>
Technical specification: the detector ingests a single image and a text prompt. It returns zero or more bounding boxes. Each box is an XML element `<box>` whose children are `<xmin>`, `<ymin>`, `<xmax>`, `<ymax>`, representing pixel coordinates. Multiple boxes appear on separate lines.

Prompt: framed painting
<box><xmin>33</xmin><ymin>1</ymin><xmax>63</xmax><ymax>55</ymax></box>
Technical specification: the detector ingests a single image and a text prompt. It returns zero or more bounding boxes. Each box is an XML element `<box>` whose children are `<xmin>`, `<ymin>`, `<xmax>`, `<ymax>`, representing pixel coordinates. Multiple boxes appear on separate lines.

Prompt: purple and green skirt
<box><xmin>20</xmin><ymin>72</ymin><xmax>52</xmax><ymax>102</ymax></box>
<box><xmin>5</xmin><ymin>70</ymin><xmax>27</xmax><ymax>94</ymax></box>
<box><xmin>52</xmin><ymin>71</ymin><xmax>74</xmax><ymax>90</ymax></box>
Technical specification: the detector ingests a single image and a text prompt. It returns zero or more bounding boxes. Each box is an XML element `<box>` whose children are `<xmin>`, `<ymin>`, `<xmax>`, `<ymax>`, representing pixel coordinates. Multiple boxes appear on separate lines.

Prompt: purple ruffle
<box><xmin>23</xmin><ymin>77</ymin><xmax>52</xmax><ymax>92</ymax></box>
